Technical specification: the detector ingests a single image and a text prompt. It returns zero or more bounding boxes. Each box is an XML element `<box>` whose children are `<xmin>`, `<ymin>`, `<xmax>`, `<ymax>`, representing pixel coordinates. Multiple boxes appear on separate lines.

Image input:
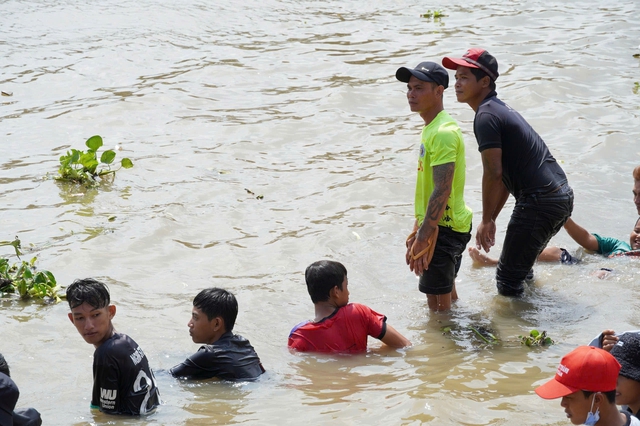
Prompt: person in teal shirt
<box><xmin>469</xmin><ymin>217</ymin><xmax>640</xmax><ymax>278</ymax></box>
<box><xmin>396</xmin><ymin>61</ymin><xmax>472</xmax><ymax>311</ymax></box>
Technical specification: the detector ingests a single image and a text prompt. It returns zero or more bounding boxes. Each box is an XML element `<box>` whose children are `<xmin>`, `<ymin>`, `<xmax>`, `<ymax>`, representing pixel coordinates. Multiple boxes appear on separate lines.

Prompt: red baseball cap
<box><xmin>535</xmin><ymin>346</ymin><xmax>621</xmax><ymax>399</ymax></box>
<box><xmin>442</xmin><ymin>48</ymin><xmax>499</xmax><ymax>81</ymax></box>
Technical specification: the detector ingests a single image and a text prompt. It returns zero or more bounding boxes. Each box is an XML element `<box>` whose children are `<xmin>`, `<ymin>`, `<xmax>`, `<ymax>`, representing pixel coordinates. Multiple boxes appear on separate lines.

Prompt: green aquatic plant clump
<box><xmin>0</xmin><ymin>238</ymin><xmax>61</xmax><ymax>303</ymax></box>
<box><xmin>519</xmin><ymin>329</ymin><xmax>554</xmax><ymax>347</ymax></box>
<box><xmin>56</xmin><ymin>135</ymin><xmax>133</xmax><ymax>185</ymax></box>
<box><xmin>421</xmin><ymin>10</ymin><xmax>446</xmax><ymax>19</ymax></box>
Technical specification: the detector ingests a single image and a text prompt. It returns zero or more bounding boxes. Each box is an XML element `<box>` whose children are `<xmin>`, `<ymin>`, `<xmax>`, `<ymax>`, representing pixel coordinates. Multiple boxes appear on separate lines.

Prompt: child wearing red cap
<box><xmin>536</xmin><ymin>346</ymin><xmax>640</xmax><ymax>425</ymax></box>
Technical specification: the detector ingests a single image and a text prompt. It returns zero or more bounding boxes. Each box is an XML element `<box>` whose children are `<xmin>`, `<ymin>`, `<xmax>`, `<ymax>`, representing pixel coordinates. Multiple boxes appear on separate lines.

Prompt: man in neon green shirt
<box><xmin>396</xmin><ymin>61</ymin><xmax>472</xmax><ymax>311</ymax></box>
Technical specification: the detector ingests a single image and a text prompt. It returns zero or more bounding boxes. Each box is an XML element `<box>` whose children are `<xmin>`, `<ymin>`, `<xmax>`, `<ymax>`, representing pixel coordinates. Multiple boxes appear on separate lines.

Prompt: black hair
<box><xmin>581</xmin><ymin>390</ymin><xmax>616</xmax><ymax>404</ymax></box>
<box><xmin>469</xmin><ymin>67</ymin><xmax>496</xmax><ymax>91</ymax></box>
<box><xmin>0</xmin><ymin>353</ymin><xmax>10</xmax><ymax>377</ymax></box>
<box><xmin>304</xmin><ymin>260</ymin><xmax>346</xmax><ymax>304</ymax></box>
<box><xmin>66</xmin><ymin>278</ymin><xmax>110</xmax><ymax>310</ymax></box>
<box><xmin>193</xmin><ymin>288</ymin><xmax>238</xmax><ymax>332</ymax></box>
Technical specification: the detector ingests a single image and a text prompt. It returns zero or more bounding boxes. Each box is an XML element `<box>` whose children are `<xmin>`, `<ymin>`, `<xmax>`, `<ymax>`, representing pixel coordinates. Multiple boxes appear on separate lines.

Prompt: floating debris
<box><xmin>519</xmin><ymin>329</ymin><xmax>554</xmax><ymax>347</ymax></box>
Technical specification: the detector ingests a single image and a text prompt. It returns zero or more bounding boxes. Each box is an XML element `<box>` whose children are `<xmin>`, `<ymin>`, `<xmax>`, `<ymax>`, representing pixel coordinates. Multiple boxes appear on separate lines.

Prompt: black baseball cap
<box><xmin>442</xmin><ymin>48</ymin><xmax>499</xmax><ymax>81</ymax></box>
<box><xmin>396</xmin><ymin>61</ymin><xmax>449</xmax><ymax>89</ymax></box>
<box><xmin>610</xmin><ymin>332</ymin><xmax>640</xmax><ymax>383</ymax></box>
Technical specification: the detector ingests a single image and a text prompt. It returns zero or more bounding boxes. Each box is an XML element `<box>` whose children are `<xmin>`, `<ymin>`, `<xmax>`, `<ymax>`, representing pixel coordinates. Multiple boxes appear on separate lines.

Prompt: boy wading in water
<box><xmin>67</xmin><ymin>278</ymin><xmax>160</xmax><ymax>416</ymax></box>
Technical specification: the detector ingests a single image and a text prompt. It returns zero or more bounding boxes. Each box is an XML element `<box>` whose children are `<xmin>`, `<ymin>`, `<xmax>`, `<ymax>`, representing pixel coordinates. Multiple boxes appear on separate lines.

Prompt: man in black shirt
<box><xmin>442</xmin><ymin>48</ymin><xmax>573</xmax><ymax>296</ymax></box>
<box><xmin>170</xmin><ymin>288</ymin><xmax>264</xmax><ymax>381</ymax></box>
<box><xmin>67</xmin><ymin>278</ymin><xmax>160</xmax><ymax>415</ymax></box>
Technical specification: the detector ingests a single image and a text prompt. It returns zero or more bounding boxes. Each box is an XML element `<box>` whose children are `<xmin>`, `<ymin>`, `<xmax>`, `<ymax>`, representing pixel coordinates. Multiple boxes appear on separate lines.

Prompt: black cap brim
<box><xmin>395</xmin><ymin>67</ymin><xmax>445</xmax><ymax>87</ymax></box>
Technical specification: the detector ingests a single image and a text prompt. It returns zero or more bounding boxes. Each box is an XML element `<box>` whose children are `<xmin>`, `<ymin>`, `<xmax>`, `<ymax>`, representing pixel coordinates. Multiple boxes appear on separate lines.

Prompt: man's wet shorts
<box><xmin>419</xmin><ymin>225</ymin><xmax>471</xmax><ymax>295</ymax></box>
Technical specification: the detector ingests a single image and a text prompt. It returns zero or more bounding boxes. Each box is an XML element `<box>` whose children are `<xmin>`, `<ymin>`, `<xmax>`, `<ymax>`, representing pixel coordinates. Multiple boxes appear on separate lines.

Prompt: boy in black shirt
<box><xmin>67</xmin><ymin>278</ymin><xmax>160</xmax><ymax>416</ymax></box>
<box><xmin>170</xmin><ymin>288</ymin><xmax>264</xmax><ymax>381</ymax></box>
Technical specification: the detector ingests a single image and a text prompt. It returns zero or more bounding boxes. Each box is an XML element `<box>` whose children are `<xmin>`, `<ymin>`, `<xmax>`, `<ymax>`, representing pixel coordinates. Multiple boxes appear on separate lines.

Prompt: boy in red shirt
<box><xmin>288</xmin><ymin>260</ymin><xmax>411</xmax><ymax>353</ymax></box>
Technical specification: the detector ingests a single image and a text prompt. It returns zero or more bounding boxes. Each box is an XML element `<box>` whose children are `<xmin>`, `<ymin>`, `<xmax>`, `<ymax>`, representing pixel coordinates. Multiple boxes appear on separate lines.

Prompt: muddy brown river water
<box><xmin>1</xmin><ymin>0</ymin><xmax>640</xmax><ymax>424</ymax></box>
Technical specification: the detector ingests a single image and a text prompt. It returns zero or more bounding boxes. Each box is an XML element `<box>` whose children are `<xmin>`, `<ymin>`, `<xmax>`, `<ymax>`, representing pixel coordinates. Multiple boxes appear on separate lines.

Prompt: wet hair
<box><xmin>304</xmin><ymin>260</ymin><xmax>346</xmax><ymax>304</ymax></box>
<box><xmin>582</xmin><ymin>390</ymin><xmax>616</xmax><ymax>404</ymax></box>
<box><xmin>633</xmin><ymin>165</ymin><xmax>640</xmax><ymax>181</ymax></box>
<box><xmin>0</xmin><ymin>353</ymin><xmax>10</xmax><ymax>377</ymax></box>
<box><xmin>469</xmin><ymin>67</ymin><xmax>496</xmax><ymax>91</ymax></box>
<box><xmin>66</xmin><ymin>278</ymin><xmax>110</xmax><ymax>310</ymax></box>
<box><xmin>193</xmin><ymin>288</ymin><xmax>238</xmax><ymax>332</ymax></box>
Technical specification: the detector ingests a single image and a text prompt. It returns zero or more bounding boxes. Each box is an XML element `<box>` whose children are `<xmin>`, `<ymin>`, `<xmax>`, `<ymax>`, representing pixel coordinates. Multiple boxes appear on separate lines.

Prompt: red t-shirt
<box><xmin>287</xmin><ymin>303</ymin><xmax>387</xmax><ymax>353</ymax></box>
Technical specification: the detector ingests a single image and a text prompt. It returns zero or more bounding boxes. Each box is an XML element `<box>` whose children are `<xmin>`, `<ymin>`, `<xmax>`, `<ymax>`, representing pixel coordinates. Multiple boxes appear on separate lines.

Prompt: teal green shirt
<box><xmin>593</xmin><ymin>234</ymin><xmax>631</xmax><ymax>257</ymax></box>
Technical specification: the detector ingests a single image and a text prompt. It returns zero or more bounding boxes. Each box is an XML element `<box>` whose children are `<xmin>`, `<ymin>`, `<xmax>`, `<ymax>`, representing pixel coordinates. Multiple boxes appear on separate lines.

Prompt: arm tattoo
<box><xmin>425</xmin><ymin>163</ymin><xmax>455</xmax><ymax>223</ymax></box>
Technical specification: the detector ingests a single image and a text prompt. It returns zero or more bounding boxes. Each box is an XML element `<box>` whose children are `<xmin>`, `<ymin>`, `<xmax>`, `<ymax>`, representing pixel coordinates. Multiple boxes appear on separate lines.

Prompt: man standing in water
<box><xmin>442</xmin><ymin>48</ymin><xmax>573</xmax><ymax>297</ymax></box>
<box><xmin>396</xmin><ymin>61</ymin><xmax>472</xmax><ymax>311</ymax></box>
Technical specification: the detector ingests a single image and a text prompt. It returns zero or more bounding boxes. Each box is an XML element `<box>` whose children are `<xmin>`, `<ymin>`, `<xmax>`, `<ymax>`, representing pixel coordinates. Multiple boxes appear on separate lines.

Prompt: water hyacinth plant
<box><xmin>0</xmin><ymin>238</ymin><xmax>61</xmax><ymax>303</ymax></box>
<box><xmin>520</xmin><ymin>329</ymin><xmax>554</xmax><ymax>347</ymax></box>
<box><xmin>56</xmin><ymin>135</ymin><xmax>133</xmax><ymax>185</ymax></box>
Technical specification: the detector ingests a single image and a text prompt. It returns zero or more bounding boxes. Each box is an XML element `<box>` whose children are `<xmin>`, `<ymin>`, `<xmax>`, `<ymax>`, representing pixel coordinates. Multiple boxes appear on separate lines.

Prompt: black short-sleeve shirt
<box><xmin>170</xmin><ymin>332</ymin><xmax>265</xmax><ymax>381</ymax></box>
<box><xmin>474</xmin><ymin>91</ymin><xmax>568</xmax><ymax>199</ymax></box>
<box><xmin>92</xmin><ymin>333</ymin><xmax>160</xmax><ymax>415</ymax></box>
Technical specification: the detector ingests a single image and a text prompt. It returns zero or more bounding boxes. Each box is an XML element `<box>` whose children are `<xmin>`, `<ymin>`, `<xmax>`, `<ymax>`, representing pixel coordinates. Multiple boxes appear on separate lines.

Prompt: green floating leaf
<box><xmin>85</xmin><ymin>135</ymin><xmax>103</xmax><ymax>151</ymax></box>
<box><xmin>100</xmin><ymin>150</ymin><xmax>116</xmax><ymax>165</ymax></box>
<box><xmin>121</xmin><ymin>158</ymin><xmax>133</xmax><ymax>169</ymax></box>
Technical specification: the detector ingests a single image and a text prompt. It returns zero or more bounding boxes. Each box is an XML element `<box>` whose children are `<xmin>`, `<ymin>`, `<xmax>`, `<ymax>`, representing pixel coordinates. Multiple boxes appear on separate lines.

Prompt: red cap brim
<box><xmin>535</xmin><ymin>377</ymin><xmax>579</xmax><ymax>400</ymax></box>
<box><xmin>442</xmin><ymin>56</ymin><xmax>479</xmax><ymax>71</ymax></box>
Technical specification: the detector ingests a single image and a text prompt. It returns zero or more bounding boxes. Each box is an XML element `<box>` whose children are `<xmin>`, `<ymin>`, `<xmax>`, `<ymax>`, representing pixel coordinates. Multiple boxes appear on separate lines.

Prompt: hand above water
<box><xmin>600</xmin><ymin>329</ymin><xmax>618</xmax><ymax>352</ymax></box>
<box><xmin>476</xmin><ymin>219</ymin><xmax>496</xmax><ymax>253</ymax></box>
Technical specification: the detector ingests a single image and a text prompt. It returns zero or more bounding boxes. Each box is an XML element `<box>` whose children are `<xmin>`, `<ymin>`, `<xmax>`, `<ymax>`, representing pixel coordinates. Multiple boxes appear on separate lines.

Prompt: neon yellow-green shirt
<box><xmin>415</xmin><ymin>110</ymin><xmax>472</xmax><ymax>233</ymax></box>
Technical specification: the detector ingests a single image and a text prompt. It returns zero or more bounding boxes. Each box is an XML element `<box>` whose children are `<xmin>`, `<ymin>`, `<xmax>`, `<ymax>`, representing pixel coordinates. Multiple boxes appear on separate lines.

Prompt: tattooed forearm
<box><xmin>417</xmin><ymin>162</ymin><xmax>454</xmax><ymax>239</ymax></box>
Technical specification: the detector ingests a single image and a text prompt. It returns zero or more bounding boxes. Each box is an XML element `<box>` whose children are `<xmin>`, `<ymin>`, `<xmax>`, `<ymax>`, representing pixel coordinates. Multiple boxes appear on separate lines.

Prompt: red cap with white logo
<box><xmin>535</xmin><ymin>345</ymin><xmax>621</xmax><ymax>399</ymax></box>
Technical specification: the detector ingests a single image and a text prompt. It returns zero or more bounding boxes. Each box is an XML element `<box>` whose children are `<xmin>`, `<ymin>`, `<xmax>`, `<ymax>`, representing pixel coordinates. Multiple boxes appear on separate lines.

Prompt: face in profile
<box><xmin>615</xmin><ymin>375</ymin><xmax>640</xmax><ymax>408</ymax></box>
<box><xmin>68</xmin><ymin>302</ymin><xmax>116</xmax><ymax>347</ymax></box>
<box><xmin>559</xmin><ymin>391</ymin><xmax>594</xmax><ymax>425</ymax></box>
<box><xmin>630</xmin><ymin>218</ymin><xmax>640</xmax><ymax>250</ymax></box>
<box><xmin>188</xmin><ymin>306</ymin><xmax>223</xmax><ymax>344</ymax></box>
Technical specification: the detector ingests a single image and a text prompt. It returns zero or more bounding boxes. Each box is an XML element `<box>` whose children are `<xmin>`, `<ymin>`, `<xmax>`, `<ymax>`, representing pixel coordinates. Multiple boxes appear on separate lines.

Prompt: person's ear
<box><xmin>594</xmin><ymin>392</ymin><xmax>603</xmax><ymax>405</ymax></box>
<box><xmin>108</xmin><ymin>305</ymin><xmax>116</xmax><ymax>319</ymax></box>
<box><xmin>329</xmin><ymin>285</ymin><xmax>340</xmax><ymax>299</ymax></box>
<box><xmin>212</xmin><ymin>316</ymin><xmax>225</xmax><ymax>332</ymax></box>
<box><xmin>482</xmin><ymin>75</ymin><xmax>491</xmax><ymax>88</ymax></box>
<box><xmin>68</xmin><ymin>312</ymin><xmax>75</xmax><ymax>324</ymax></box>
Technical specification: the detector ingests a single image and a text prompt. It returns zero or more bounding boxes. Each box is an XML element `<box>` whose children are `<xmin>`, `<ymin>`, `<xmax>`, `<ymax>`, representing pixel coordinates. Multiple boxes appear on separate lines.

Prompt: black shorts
<box><xmin>418</xmin><ymin>225</ymin><xmax>471</xmax><ymax>296</ymax></box>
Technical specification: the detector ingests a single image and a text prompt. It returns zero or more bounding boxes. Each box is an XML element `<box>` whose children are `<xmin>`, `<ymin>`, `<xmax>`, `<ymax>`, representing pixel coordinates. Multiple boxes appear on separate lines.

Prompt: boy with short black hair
<box><xmin>288</xmin><ymin>260</ymin><xmax>411</xmax><ymax>353</ymax></box>
<box><xmin>535</xmin><ymin>345</ymin><xmax>640</xmax><ymax>425</ymax></box>
<box><xmin>67</xmin><ymin>278</ymin><xmax>160</xmax><ymax>416</ymax></box>
<box><xmin>170</xmin><ymin>287</ymin><xmax>264</xmax><ymax>380</ymax></box>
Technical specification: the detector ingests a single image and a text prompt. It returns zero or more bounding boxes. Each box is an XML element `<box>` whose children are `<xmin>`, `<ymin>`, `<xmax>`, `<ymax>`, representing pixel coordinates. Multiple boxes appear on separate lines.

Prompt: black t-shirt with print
<box><xmin>92</xmin><ymin>333</ymin><xmax>160</xmax><ymax>415</ymax></box>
